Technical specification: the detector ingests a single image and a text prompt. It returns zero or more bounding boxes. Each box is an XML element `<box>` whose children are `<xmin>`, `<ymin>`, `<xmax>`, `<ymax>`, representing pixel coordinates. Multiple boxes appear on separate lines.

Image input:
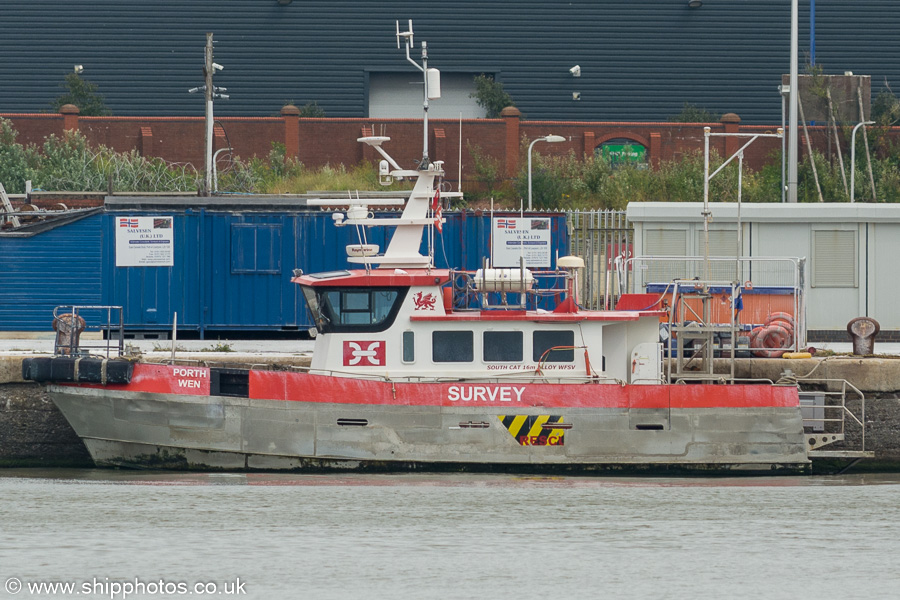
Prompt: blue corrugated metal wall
<box><xmin>0</xmin><ymin>214</ymin><xmax>103</xmax><ymax>331</ymax></box>
<box><xmin>102</xmin><ymin>210</ymin><xmax>203</xmax><ymax>330</ymax></box>
<box><xmin>1</xmin><ymin>209</ymin><xmax>567</xmax><ymax>333</ymax></box>
<box><xmin>100</xmin><ymin>209</ymin><xmax>568</xmax><ymax>334</ymax></box>
<box><xmin>2</xmin><ymin>1</ymin><xmax>898</xmax><ymax>123</ymax></box>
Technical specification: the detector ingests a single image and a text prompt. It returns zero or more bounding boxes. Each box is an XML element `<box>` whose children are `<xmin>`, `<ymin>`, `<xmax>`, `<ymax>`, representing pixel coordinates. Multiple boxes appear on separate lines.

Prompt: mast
<box><xmin>397</xmin><ymin>19</ymin><xmax>437</xmax><ymax>169</ymax></box>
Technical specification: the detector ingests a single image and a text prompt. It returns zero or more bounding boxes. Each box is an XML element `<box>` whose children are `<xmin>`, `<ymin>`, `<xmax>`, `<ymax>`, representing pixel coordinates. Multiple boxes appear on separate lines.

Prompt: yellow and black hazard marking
<box><xmin>498</xmin><ymin>415</ymin><xmax>567</xmax><ymax>446</ymax></box>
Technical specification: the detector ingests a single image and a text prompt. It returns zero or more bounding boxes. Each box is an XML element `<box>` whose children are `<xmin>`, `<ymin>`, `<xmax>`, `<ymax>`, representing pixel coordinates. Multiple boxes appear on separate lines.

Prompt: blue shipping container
<box><xmin>1</xmin><ymin>207</ymin><xmax>568</xmax><ymax>334</ymax></box>
<box><xmin>0</xmin><ymin>213</ymin><xmax>103</xmax><ymax>331</ymax></box>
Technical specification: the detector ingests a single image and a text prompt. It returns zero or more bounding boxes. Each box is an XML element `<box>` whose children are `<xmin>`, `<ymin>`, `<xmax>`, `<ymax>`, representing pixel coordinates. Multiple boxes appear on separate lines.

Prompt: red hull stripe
<box><xmin>250</xmin><ymin>370</ymin><xmax>799</xmax><ymax>409</ymax></box>
<box><xmin>410</xmin><ymin>310</ymin><xmax>666</xmax><ymax>322</ymax></box>
<box><xmin>68</xmin><ymin>364</ymin><xmax>211</xmax><ymax>395</ymax></box>
<box><xmin>70</xmin><ymin>364</ymin><xmax>798</xmax><ymax>409</ymax></box>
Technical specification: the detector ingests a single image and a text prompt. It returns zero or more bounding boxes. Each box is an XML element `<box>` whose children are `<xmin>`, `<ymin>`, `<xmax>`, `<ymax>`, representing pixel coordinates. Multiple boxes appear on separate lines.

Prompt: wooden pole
<box><xmin>858</xmin><ymin>85</ymin><xmax>878</xmax><ymax>202</ymax></box>
<box><xmin>826</xmin><ymin>88</ymin><xmax>848</xmax><ymax>197</ymax></box>
<box><xmin>798</xmin><ymin>97</ymin><xmax>824</xmax><ymax>203</ymax></box>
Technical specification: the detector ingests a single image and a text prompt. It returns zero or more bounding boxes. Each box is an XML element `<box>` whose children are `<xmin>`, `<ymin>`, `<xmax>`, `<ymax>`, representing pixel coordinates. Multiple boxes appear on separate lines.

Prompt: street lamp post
<box><xmin>527</xmin><ymin>135</ymin><xmax>566</xmax><ymax>211</ymax></box>
<box><xmin>850</xmin><ymin>120</ymin><xmax>875</xmax><ymax>203</ymax></box>
<box><xmin>787</xmin><ymin>0</ymin><xmax>799</xmax><ymax>203</ymax></box>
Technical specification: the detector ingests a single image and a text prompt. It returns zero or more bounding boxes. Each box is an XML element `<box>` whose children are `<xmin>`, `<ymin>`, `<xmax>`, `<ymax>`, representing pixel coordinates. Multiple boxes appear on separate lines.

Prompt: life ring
<box><xmin>751</xmin><ymin>323</ymin><xmax>793</xmax><ymax>358</ymax></box>
<box><xmin>744</xmin><ymin>280</ymin><xmax>753</xmax><ymax>290</ymax></box>
<box><xmin>765</xmin><ymin>312</ymin><xmax>794</xmax><ymax>330</ymax></box>
<box><xmin>749</xmin><ymin>326</ymin><xmax>764</xmax><ymax>346</ymax></box>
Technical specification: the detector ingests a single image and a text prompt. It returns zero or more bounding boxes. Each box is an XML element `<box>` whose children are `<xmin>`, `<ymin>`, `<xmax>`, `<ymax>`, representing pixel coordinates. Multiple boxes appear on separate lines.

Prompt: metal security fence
<box><xmin>566</xmin><ymin>210</ymin><xmax>632</xmax><ymax>310</ymax></box>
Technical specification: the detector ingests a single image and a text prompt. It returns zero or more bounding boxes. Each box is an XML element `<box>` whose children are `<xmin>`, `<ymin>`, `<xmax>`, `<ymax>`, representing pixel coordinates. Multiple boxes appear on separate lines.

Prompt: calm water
<box><xmin>1</xmin><ymin>470</ymin><xmax>899</xmax><ymax>600</ymax></box>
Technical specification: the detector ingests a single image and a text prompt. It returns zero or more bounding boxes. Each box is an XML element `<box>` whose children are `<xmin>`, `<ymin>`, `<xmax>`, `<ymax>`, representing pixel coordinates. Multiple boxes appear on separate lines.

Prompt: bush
<box><xmin>98</xmin><ymin>150</ymin><xmax>200</xmax><ymax>192</ymax></box>
<box><xmin>2</xmin><ymin>114</ymin><xmax>899</xmax><ymax>205</ymax></box>
<box><xmin>669</xmin><ymin>102</ymin><xmax>720</xmax><ymax>123</ymax></box>
<box><xmin>35</xmin><ymin>131</ymin><xmax>105</xmax><ymax>191</ymax></box>
<box><xmin>464</xmin><ymin>143</ymin><xmax>512</xmax><ymax>204</ymax></box>
<box><xmin>298</xmin><ymin>101</ymin><xmax>326</xmax><ymax>118</ymax></box>
<box><xmin>264</xmin><ymin>161</ymin><xmax>412</xmax><ymax>195</ymax></box>
<box><xmin>518</xmin><ymin>159</ymin><xmax>568</xmax><ymax>209</ymax></box>
<box><xmin>874</xmin><ymin>158</ymin><xmax>900</xmax><ymax>203</ymax></box>
<box><xmin>509</xmin><ymin>148</ymin><xmax>792</xmax><ymax>209</ymax></box>
<box><xmin>471</xmin><ymin>75</ymin><xmax>514</xmax><ymax>119</ymax></box>
<box><xmin>0</xmin><ymin>118</ymin><xmax>40</xmax><ymax>193</ymax></box>
<box><xmin>51</xmin><ymin>73</ymin><xmax>111</xmax><ymax>116</ymax></box>
<box><xmin>872</xmin><ymin>88</ymin><xmax>900</xmax><ymax>127</ymax></box>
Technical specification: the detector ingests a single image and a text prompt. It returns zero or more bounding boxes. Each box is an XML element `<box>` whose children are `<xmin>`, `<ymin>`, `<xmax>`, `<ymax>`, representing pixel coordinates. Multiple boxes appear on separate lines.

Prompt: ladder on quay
<box><xmin>0</xmin><ymin>182</ymin><xmax>21</xmax><ymax>228</ymax></box>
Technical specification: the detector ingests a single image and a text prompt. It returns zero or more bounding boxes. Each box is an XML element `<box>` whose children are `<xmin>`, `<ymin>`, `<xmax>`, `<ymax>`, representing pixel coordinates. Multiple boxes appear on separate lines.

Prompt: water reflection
<box><xmin>2</xmin><ymin>469</ymin><xmax>899</xmax><ymax>600</ymax></box>
<box><xmin>3</xmin><ymin>468</ymin><xmax>900</xmax><ymax>487</ymax></box>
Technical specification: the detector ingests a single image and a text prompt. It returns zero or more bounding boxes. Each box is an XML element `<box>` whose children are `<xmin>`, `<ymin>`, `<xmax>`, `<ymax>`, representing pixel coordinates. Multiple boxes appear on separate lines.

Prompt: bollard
<box><xmin>847</xmin><ymin>317</ymin><xmax>880</xmax><ymax>356</ymax></box>
<box><xmin>53</xmin><ymin>313</ymin><xmax>86</xmax><ymax>356</ymax></box>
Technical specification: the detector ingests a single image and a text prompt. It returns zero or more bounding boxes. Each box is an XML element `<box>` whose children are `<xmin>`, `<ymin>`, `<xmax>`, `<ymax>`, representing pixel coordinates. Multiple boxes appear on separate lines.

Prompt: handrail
<box><xmin>797</xmin><ymin>378</ymin><xmax>867</xmax><ymax>452</ymax></box>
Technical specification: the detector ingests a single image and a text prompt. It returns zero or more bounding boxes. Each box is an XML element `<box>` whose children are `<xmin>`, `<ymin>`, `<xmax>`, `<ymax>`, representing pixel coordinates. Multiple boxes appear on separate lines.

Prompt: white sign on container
<box><xmin>115</xmin><ymin>216</ymin><xmax>174</xmax><ymax>267</ymax></box>
<box><xmin>491</xmin><ymin>217</ymin><xmax>551</xmax><ymax>268</ymax></box>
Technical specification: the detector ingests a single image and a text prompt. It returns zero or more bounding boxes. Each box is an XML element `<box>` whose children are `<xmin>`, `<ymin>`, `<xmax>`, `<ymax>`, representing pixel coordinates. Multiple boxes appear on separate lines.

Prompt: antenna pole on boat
<box><xmin>397</xmin><ymin>20</ymin><xmax>432</xmax><ymax>169</ymax></box>
<box><xmin>458</xmin><ymin>112</ymin><xmax>463</xmax><ymax>192</ymax></box>
<box><xmin>171</xmin><ymin>312</ymin><xmax>177</xmax><ymax>362</ymax></box>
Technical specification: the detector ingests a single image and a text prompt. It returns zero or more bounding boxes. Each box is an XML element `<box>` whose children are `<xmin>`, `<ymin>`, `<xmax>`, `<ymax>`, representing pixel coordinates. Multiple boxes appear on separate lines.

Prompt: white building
<box><xmin>626</xmin><ymin>203</ymin><xmax>900</xmax><ymax>340</ymax></box>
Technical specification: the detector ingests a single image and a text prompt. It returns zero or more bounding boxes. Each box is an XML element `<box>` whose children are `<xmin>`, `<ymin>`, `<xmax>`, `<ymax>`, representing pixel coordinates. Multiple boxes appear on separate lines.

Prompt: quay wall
<box><xmin>0</xmin><ymin>382</ymin><xmax>92</xmax><ymax>467</ymax></box>
<box><xmin>0</xmin><ymin>353</ymin><xmax>311</xmax><ymax>468</ymax></box>
<box><xmin>2</xmin><ymin>354</ymin><xmax>900</xmax><ymax>470</ymax></box>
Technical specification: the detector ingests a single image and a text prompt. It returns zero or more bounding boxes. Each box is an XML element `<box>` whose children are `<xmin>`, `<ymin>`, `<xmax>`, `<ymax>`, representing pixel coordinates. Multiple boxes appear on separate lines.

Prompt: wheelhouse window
<box><xmin>433</xmin><ymin>331</ymin><xmax>473</xmax><ymax>363</ymax></box>
<box><xmin>402</xmin><ymin>331</ymin><xmax>415</xmax><ymax>363</ymax></box>
<box><xmin>301</xmin><ymin>286</ymin><xmax>406</xmax><ymax>333</ymax></box>
<box><xmin>483</xmin><ymin>331</ymin><xmax>523</xmax><ymax>362</ymax></box>
<box><xmin>533</xmin><ymin>330</ymin><xmax>575</xmax><ymax>363</ymax></box>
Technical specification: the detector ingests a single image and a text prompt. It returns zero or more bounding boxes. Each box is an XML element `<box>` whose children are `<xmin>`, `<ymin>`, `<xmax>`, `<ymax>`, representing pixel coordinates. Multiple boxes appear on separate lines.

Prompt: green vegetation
<box><xmin>0</xmin><ymin>120</ymin><xmax>414</xmax><ymax>196</ymax></box>
<box><xmin>474</xmin><ymin>135</ymin><xmax>900</xmax><ymax>208</ymax></box>
<box><xmin>669</xmin><ymin>102</ymin><xmax>721</xmax><ymax>123</ymax></box>
<box><xmin>470</xmin><ymin>74</ymin><xmax>515</xmax><ymax>119</ymax></box>
<box><xmin>266</xmin><ymin>161</ymin><xmax>413</xmax><ymax>195</ymax></box>
<box><xmin>502</xmin><ymin>150</ymin><xmax>775</xmax><ymax>210</ymax></box>
<box><xmin>464</xmin><ymin>143</ymin><xmax>507</xmax><ymax>204</ymax></box>
<box><xmin>282</xmin><ymin>101</ymin><xmax>326</xmax><ymax>118</ymax></box>
<box><xmin>151</xmin><ymin>343</ymin><xmax>189</xmax><ymax>352</ymax></box>
<box><xmin>298</xmin><ymin>101</ymin><xmax>326</xmax><ymax>118</ymax></box>
<box><xmin>0</xmin><ymin>118</ymin><xmax>39</xmax><ymax>192</ymax></box>
<box><xmin>149</xmin><ymin>342</ymin><xmax>233</xmax><ymax>352</ymax></box>
<box><xmin>51</xmin><ymin>73</ymin><xmax>111</xmax><ymax>116</ymax></box>
<box><xmin>201</xmin><ymin>342</ymin><xmax>234</xmax><ymax>353</ymax></box>
<box><xmin>873</xmin><ymin>87</ymin><xmax>900</xmax><ymax>127</ymax></box>
<box><xmin>1</xmin><ymin>103</ymin><xmax>899</xmax><ymax>206</ymax></box>
<box><xmin>0</xmin><ymin>121</ymin><xmax>200</xmax><ymax>194</ymax></box>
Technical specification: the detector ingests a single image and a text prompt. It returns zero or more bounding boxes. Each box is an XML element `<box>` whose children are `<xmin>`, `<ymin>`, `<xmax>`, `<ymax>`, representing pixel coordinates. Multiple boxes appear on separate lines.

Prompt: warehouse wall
<box><xmin>1</xmin><ymin>1</ymin><xmax>899</xmax><ymax>124</ymax></box>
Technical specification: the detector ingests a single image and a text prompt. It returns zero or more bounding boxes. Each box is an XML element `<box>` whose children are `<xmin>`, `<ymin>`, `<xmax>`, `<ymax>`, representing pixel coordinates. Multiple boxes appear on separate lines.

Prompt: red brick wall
<box><xmin>76</xmin><ymin>116</ymin><xmax>284</xmax><ymax>165</ymax></box>
<box><xmin>4</xmin><ymin>114</ymin><xmax>67</xmax><ymax>146</ymax></box>
<box><xmin>2</xmin><ymin>108</ymin><xmax>897</xmax><ymax>192</ymax></box>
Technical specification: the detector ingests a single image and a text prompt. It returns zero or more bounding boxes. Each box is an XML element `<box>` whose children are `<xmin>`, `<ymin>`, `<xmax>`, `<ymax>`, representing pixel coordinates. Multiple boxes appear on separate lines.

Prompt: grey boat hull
<box><xmin>48</xmin><ymin>385</ymin><xmax>811</xmax><ymax>475</ymax></box>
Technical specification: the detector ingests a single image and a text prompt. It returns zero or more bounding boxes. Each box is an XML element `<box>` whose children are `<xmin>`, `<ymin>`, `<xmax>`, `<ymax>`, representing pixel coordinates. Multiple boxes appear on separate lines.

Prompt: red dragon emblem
<box><xmin>413</xmin><ymin>291</ymin><xmax>436</xmax><ymax>310</ymax></box>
